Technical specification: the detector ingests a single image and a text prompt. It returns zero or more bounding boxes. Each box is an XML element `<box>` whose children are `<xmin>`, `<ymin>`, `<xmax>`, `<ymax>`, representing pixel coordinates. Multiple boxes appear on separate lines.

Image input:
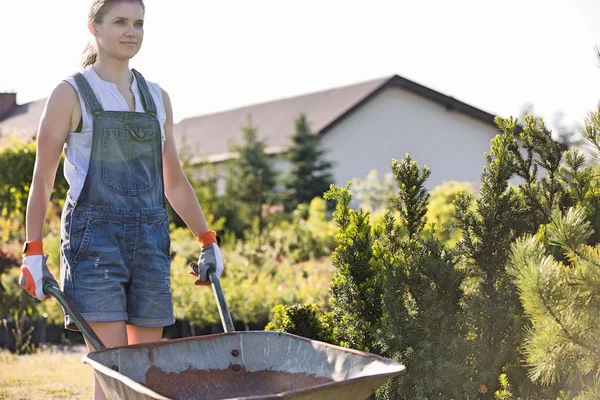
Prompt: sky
<box><xmin>1</xmin><ymin>0</ymin><xmax>599</xmax><ymax>131</ymax></box>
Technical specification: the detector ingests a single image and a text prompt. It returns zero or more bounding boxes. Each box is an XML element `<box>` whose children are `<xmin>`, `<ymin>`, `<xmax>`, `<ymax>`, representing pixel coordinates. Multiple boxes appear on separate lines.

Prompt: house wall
<box><xmin>319</xmin><ymin>86</ymin><xmax>501</xmax><ymax>190</ymax></box>
<box><xmin>194</xmin><ymin>86</ymin><xmax>509</xmax><ymax>198</ymax></box>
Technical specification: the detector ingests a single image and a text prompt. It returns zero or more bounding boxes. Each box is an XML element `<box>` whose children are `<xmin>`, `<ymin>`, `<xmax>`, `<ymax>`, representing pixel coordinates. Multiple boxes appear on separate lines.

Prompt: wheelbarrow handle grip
<box><xmin>42</xmin><ymin>281</ymin><xmax>106</xmax><ymax>351</ymax></box>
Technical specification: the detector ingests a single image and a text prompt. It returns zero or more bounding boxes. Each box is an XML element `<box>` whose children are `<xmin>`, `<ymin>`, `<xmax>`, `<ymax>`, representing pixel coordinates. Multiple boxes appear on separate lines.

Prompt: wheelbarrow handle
<box><xmin>208</xmin><ymin>267</ymin><xmax>235</xmax><ymax>333</ymax></box>
<box><xmin>42</xmin><ymin>281</ymin><xmax>106</xmax><ymax>351</ymax></box>
<box><xmin>189</xmin><ymin>263</ymin><xmax>235</xmax><ymax>333</ymax></box>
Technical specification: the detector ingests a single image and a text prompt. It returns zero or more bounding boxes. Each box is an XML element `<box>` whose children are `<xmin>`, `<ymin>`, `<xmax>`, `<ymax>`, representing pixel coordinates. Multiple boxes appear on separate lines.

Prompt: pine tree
<box><xmin>508</xmin><ymin>207</ymin><xmax>600</xmax><ymax>398</ymax></box>
<box><xmin>285</xmin><ymin>114</ymin><xmax>333</xmax><ymax>210</ymax></box>
<box><xmin>324</xmin><ymin>154</ymin><xmax>465</xmax><ymax>399</ymax></box>
<box><xmin>507</xmin><ymin>103</ymin><xmax>600</xmax><ymax>399</ymax></box>
<box><xmin>452</xmin><ymin>116</ymin><xmax>565</xmax><ymax>398</ymax></box>
<box><xmin>323</xmin><ymin>182</ymin><xmax>381</xmax><ymax>353</ymax></box>
<box><xmin>223</xmin><ymin>116</ymin><xmax>278</xmax><ymax>236</ymax></box>
<box><xmin>376</xmin><ymin>156</ymin><xmax>465</xmax><ymax>399</ymax></box>
<box><xmin>226</xmin><ymin>116</ymin><xmax>277</xmax><ymax>204</ymax></box>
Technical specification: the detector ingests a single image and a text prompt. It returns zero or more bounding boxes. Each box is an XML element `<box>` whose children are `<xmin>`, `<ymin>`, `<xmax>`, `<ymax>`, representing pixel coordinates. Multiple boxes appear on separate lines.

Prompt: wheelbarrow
<box><xmin>43</xmin><ymin>266</ymin><xmax>405</xmax><ymax>400</ymax></box>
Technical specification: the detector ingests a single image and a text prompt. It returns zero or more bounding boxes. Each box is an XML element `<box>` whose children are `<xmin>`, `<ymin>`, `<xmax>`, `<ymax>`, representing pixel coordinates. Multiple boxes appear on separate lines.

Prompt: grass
<box><xmin>0</xmin><ymin>346</ymin><xmax>93</xmax><ymax>400</ymax></box>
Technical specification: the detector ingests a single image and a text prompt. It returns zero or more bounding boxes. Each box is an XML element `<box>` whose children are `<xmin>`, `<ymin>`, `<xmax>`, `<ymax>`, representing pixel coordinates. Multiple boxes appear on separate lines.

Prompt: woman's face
<box><xmin>92</xmin><ymin>2</ymin><xmax>145</xmax><ymax>62</ymax></box>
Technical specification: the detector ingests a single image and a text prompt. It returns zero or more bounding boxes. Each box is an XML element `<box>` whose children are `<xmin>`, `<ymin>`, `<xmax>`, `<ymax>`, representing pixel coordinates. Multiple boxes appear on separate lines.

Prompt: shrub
<box><xmin>265</xmin><ymin>303</ymin><xmax>335</xmax><ymax>344</ymax></box>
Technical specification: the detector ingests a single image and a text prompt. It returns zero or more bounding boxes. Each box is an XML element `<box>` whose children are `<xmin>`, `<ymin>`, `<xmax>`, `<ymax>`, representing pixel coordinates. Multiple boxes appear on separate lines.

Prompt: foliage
<box><xmin>450</xmin><ymin>115</ymin><xmax>568</xmax><ymax>398</ymax></box>
<box><xmin>213</xmin><ymin>194</ymin><xmax>254</xmax><ymax>240</ymax></box>
<box><xmin>494</xmin><ymin>374</ymin><xmax>520</xmax><ymax>400</ymax></box>
<box><xmin>270</xmin><ymin>108</ymin><xmax>600</xmax><ymax>398</ymax></box>
<box><xmin>224</xmin><ymin>116</ymin><xmax>278</xmax><ymax>237</ymax></box>
<box><xmin>0</xmin><ymin>265</ymin><xmax>43</xmax><ymax>355</ymax></box>
<box><xmin>507</xmin><ymin>104</ymin><xmax>600</xmax><ymax>400</ymax></box>
<box><xmin>376</xmin><ymin>156</ymin><xmax>465</xmax><ymax>399</ymax></box>
<box><xmin>284</xmin><ymin>113</ymin><xmax>334</xmax><ymax>211</ymax></box>
<box><xmin>169</xmin><ymin>225</ymin><xmax>334</xmax><ymax>330</ymax></box>
<box><xmin>322</xmin><ymin>154</ymin><xmax>465</xmax><ymax>399</ymax></box>
<box><xmin>0</xmin><ymin>247</ymin><xmax>19</xmax><ymax>277</ymax></box>
<box><xmin>0</xmin><ymin>265</ymin><xmax>50</xmax><ymax>326</ymax></box>
<box><xmin>167</xmin><ymin>136</ymin><xmax>226</xmax><ymax>233</ymax></box>
<box><xmin>265</xmin><ymin>303</ymin><xmax>335</xmax><ymax>344</ymax></box>
<box><xmin>0</xmin><ymin>138</ymin><xmax>67</xmax><ymax>244</ymax></box>
<box><xmin>0</xmin><ymin>137</ymin><xmax>68</xmax><ymax>221</ymax></box>
<box><xmin>323</xmin><ymin>182</ymin><xmax>382</xmax><ymax>353</ymax></box>
<box><xmin>350</xmin><ymin>169</ymin><xmax>396</xmax><ymax>213</ymax></box>
<box><xmin>10</xmin><ymin>310</ymin><xmax>35</xmax><ymax>355</ymax></box>
<box><xmin>426</xmin><ymin>180</ymin><xmax>475</xmax><ymax>247</ymax></box>
<box><xmin>0</xmin><ymin>234</ymin><xmax>64</xmax><ymax>327</ymax></box>
<box><xmin>508</xmin><ymin>207</ymin><xmax>600</xmax><ymax>398</ymax></box>
<box><xmin>264</xmin><ymin>197</ymin><xmax>337</xmax><ymax>263</ymax></box>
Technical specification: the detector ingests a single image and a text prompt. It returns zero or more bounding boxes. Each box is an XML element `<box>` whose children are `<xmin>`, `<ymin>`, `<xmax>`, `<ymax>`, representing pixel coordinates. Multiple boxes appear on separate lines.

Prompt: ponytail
<box><xmin>81</xmin><ymin>40</ymin><xmax>98</xmax><ymax>69</ymax></box>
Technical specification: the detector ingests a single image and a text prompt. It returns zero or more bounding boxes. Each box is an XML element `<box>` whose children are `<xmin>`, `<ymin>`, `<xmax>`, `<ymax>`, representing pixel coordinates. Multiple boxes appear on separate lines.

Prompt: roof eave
<box><xmin>317</xmin><ymin>75</ymin><xmax>500</xmax><ymax>136</ymax></box>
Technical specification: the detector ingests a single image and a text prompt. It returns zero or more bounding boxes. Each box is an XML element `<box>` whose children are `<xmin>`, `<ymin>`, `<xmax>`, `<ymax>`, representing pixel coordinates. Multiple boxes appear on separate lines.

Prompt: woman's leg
<box><xmin>83</xmin><ymin>324</ymin><xmax>162</xmax><ymax>400</ymax></box>
<box><xmin>85</xmin><ymin>321</ymin><xmax>128</xmax><ymax>400</ymax></box>
<box><xmin>126</xmin><ymin>325</ymin><xmax>163</xmax><ymax>345</ymax></box>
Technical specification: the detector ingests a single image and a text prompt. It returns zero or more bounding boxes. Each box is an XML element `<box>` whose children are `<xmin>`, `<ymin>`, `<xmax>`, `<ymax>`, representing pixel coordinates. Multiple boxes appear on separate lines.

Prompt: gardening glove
<box><xmin>18</xmin><ymin>241</ymin><xmax>58</xmax><ymax>301</ymax></box>
<box><xmin>189</xmin><ymin>231</ymin><xmax>224</xmax><ymax>286</ymax></box>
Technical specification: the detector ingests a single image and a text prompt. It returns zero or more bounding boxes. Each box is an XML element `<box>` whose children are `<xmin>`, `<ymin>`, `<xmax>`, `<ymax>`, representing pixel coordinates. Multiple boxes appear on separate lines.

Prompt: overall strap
<box><xmin>72</xmin><ymin>72</ymin><xmax>104</xmax><ymax>116</ymax></box>
<box><xmin>132</xmin><ymin>69</ymin><xmax>157</xmax><ymax>116</ymax></box>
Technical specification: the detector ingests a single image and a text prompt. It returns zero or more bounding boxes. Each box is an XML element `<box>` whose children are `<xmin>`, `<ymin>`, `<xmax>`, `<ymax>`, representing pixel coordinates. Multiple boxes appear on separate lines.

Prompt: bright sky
<box><xmin>1</xmin><ymin>0</ymin><xmax>599</xmax><ymax>130</ymax></box>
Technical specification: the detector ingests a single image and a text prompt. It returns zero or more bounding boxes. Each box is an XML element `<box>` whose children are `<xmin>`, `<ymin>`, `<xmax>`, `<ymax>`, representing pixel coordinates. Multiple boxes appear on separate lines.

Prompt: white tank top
<box><xmin>63</xmin><ymin>66</ymin><xmax>167</xmax><ymax>201</ymax></box>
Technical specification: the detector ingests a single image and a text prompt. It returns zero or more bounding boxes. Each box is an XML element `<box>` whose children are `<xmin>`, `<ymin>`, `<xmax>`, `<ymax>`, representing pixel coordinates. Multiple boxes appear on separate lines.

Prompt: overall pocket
<box><xmin>101</xmin><ymin>126</ymin><xmax>158</xmax><ymax>195</ymax></box>
<box><xmin>69</xmin><ymin>212</ymin><xmax>93</xmax><ymax>262</ymax></box>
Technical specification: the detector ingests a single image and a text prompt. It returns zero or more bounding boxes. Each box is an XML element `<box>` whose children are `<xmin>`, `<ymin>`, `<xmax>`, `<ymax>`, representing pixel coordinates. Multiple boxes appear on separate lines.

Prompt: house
<box><xmin>0</xmin><ymin>93</ymin><xmax>45</xmax><ymax>141</ymax></box>
<box><xmin>174</xmin><ymin>74</ymin><xmax>505</xmax><ymax>193</ymax></box>
<box><xmin>0</xmin><ymin>74</ymin><xmax>507</xmax><ymax>194</ymax></box>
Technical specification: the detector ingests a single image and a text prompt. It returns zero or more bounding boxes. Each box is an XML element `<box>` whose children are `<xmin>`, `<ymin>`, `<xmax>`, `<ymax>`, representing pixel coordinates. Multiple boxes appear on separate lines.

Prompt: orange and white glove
<box><xmin>18</xmin><ymin>241</ymin><xmax>58</xmax><ymax>300</ymax></box>
<box><xmin>189</xmin><ymin>231</ymin><xmax>225</xmax><ymax>286</ymax></box>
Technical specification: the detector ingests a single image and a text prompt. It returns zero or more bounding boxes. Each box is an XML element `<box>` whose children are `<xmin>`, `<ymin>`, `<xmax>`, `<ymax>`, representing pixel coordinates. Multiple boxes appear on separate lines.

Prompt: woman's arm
<box><xmin>26</xmin><ymin>82</ymin><xmax>78</xmax><ymax>242</ymax></box>
<box><xmin>161</xmin><ymin>88</ymin><xmax>210</xmax><ymax>237</ymax></box>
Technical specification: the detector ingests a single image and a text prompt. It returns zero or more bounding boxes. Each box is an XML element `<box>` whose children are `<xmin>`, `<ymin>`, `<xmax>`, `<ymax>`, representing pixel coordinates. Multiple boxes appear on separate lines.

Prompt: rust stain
<box><xmin>145</xmin><ymin>365</ymin><xmax>333</xmax><ymax>400</ymax></box>
<box><xmin>148</xmin><ymin>347</ymin><xmax>154</xmax><ymax>364</ymax></box>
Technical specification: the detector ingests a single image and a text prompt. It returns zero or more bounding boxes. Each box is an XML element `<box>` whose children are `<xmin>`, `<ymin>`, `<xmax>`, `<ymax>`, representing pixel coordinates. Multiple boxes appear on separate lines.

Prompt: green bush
<box><xmin>324</xmin><ymin>155</ymin><xmax>465</xmax><ymax>399</ymax></box>
<box><xmin>0</xmin><ymin>137</ymin><xmax>68</xmax><ymax>222</ymax></box>
<box><xmin>169</xmin><ymin>225</ymin><xmax>334</xmax><ymax>330</ymax></box>
<box><xmin>508</xmin><ymin>207</ymin><xmax>599</xmax><ymax>398</ymax></box>
<box><xmin>268</xmin><ymin>110</ymin><xmax>600</xmax><ymax>399</ymax></box>
<box><xmin>264</xmin><ymin>197</ymin><xmax>337</xmax><ymax>263</ymax></box>
<box><xmin>265</xmin><ymin>303</ymin><xmax>335</xmax><ymax>344</ymax></box>
<box><xmin>505</xmin><ymin>105</ymin><xmax>600</xmax><ymax>399</ymax></box>
<box><xmin>426</xmin><ymin>180</ymin><xmax>475</xmax><ymax>247</ymax></box>
<box><xmin>350</xmin><ymin>169</ymin><xmax>396</xmax><ymax>213</ymax></box>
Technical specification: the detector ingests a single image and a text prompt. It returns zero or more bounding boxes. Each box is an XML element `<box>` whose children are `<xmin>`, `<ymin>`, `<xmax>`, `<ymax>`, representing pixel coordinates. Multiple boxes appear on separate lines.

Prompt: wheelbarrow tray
<box><xmin>83</xmin><ymin>330</ymin><xmax>405</xmax><ymax>400</ymax></box>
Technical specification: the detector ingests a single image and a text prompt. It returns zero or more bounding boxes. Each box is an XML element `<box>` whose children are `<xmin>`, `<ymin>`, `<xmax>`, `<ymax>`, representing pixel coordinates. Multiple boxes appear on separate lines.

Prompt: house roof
<box><xmin>175</xmin><ymin>74</ymin><xmax>500</xmax><ymax>164</ymax></box>
<box><xmin>0</xmin><ymin>99</ymin><xmax>46</xmax><ymax>141</ymax></box>
<box><xmin>0</xmin><ymin>74</ymin><xmax>501</xmax><ymax>158</ymax></box>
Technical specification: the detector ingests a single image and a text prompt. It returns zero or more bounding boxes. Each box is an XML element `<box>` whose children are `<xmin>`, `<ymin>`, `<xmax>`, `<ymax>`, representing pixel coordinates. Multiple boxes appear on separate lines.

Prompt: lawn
<box><xmin>0</xmin><ymin>345</ymin><xmax>93</xmax><ymax>400</ymax></box>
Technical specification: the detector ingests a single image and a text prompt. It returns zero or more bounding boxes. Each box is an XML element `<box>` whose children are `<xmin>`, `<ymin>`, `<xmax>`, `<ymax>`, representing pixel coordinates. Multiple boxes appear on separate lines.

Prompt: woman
<box><xmin>18</xmin><ymin>0</ymin><xmax>224</xmax><ymax>398</ymax></box>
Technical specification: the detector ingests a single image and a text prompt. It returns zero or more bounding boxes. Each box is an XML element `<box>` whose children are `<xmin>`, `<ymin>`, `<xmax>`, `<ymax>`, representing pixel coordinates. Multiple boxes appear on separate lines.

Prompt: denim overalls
<box><xmin>60</xmin><ymin>70</ymin><xmax>174</xmax><ymax>331</ymax></box>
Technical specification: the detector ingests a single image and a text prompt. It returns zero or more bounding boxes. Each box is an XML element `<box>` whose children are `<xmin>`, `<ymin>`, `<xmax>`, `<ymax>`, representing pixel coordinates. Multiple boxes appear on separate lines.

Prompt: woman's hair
<box><xmin>81</xmin><ymin>0</ymin><xmax>146</xmax><ymax>68</ymax></box>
